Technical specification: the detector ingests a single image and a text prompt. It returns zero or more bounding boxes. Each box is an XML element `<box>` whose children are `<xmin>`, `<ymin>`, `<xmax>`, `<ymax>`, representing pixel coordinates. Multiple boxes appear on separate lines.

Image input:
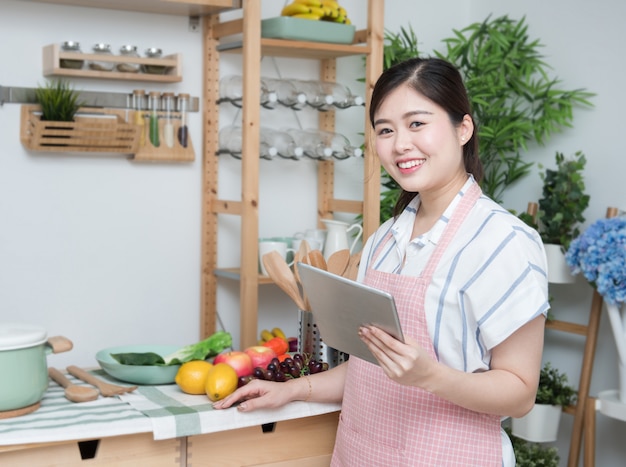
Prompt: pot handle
<box><xmin>47</xmin><ymin>336</ymin><xmax>73</xmax><ymax>354</ymax></box>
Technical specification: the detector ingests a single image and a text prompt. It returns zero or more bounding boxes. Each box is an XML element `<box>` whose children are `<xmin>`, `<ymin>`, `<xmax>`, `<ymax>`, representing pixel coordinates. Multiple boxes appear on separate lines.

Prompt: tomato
<box><xmin>262</xmin><ymin>336</ymin><xmax>288</xmax><ymax>356</ymax></box>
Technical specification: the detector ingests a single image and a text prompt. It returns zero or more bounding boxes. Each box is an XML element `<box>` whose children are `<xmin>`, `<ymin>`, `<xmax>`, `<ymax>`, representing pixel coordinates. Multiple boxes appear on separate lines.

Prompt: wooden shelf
<box><xmin>43</xmin><ymin>44</ymin><xmax>183</xmax><ymax>83</ymax></box>
<box><xmin>214</xmin><ymin>18</ymin><xmax>371</xmax><ymax>59</ymax></box>
<box><xmin>215</xmin><ymin>268</ymin><xmax>276</xmax><ymax>285</ymax></box>
<box><xmin>218</xmin><ymin>37</ymin><xmax>371</xmax><ymax>59</ymax></box>
<box><xmin>22</xmin><ymin>0</ymin><xmax>241</xmax><ymax>16</ymax></box>
<box><xmin>201</xmin><ymin>0</ymin><xmax>385</xmax><ymax>346</ymax></box>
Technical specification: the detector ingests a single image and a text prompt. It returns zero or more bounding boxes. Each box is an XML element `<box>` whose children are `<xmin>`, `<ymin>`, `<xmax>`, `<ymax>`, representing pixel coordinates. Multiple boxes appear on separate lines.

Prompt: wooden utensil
<box><xmin>262</xmin><ymin>250</ymin><xmax>308</xmax><ymax>311</ymax></box>
<box><xmin>307</xmin><ymin>249</ymin><xmax>327</xmax><ymax>271</ymax></box>
<box><xmin>294</xmin><ymin>249</ymin><xmax>311</xmax><ymax>311</ymax></box>
<box><xmin>67</xmin><ymin>366</ymin><xmax>137</xmax><ymax>397</ymax></box>
<box><xmin>48</xmin><ymin>367</ymin><xmax>99</xmax><ymax>403</ymax></box>
<box><xmin>327</xmin><ymin>249</ymin><xmax>350</xmax><ymax>276</ymax></box>
<box><xmin>343</xmin><ymin>250</ymin><xmax>362</xmax><ymax>281</ymax></box>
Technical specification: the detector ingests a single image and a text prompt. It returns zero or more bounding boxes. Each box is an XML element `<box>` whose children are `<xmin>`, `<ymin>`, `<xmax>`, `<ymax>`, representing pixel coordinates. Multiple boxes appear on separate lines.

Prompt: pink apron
<box><xmin>331</xmin><ymin>183</ymin><xmax>502</xmax><ymax>466</ymax></box>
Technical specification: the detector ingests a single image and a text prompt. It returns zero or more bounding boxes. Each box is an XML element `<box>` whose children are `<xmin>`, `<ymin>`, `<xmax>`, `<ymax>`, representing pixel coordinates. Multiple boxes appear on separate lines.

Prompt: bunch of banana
<box><xmin>281</xmin><ymin>0</ymin><xmax>351</xmax><ymax>24</ymax></box>
<box><xmin>258</xmin><ymin>327</ymin><xmax>287</xmax><ymax>345</ymax></box>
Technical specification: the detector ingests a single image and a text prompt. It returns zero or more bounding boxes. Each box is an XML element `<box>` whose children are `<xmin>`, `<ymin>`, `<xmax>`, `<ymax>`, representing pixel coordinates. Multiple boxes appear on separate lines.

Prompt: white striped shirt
<box><xmin>358</xmin><ymin>177</ymin><xmax>550</xmax><ymax>373</ymax></box>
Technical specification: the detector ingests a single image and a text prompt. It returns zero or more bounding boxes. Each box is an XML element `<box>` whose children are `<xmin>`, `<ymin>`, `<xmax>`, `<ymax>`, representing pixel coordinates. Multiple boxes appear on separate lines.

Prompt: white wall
<box><xmin>1</xmin><ymin>0</ymin><xmax>624</xmax><ymax>465</ymax></box>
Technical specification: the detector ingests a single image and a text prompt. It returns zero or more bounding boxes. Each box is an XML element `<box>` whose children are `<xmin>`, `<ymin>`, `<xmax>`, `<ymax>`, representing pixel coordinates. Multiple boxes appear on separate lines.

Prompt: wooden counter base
<box><xmin>0</xmin><ymin>411</ymin><xmax>340</xmax><ymax>467</ymax></box>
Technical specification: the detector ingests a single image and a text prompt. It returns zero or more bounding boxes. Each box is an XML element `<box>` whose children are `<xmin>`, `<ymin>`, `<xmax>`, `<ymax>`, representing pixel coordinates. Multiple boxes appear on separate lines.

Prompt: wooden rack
<box><xmin>43</xmin><ymin>44</ymin><xmax>182</xmax><ymax>83</ymax></box>
<box><xmin>201</xmin><ymin>0</ymin><xmax>384</xmax><ymax>346</ymax></box>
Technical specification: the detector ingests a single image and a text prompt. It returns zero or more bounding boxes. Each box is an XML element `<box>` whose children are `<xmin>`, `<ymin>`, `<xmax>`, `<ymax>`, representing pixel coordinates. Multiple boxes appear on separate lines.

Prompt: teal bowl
<box><xmin>96</xmin><ymin>345</ymin><xmax>181</xmax><ymax>385</ymax></box>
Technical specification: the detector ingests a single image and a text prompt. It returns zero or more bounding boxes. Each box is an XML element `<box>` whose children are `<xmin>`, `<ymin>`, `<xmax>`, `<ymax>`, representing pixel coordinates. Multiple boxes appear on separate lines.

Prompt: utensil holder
<box><xmin>298</xmin><ymin>309</ymin><xmax>348</xmax><ymax>368</ymax></box>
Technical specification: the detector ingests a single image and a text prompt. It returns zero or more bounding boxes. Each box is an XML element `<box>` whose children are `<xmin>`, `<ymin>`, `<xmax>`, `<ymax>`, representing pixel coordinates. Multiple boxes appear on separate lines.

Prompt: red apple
<box><xmin>244</xmin><ymin>345</ymin><xmax>277</xmax><ymax>369</ymax></box>
<box><xmin>213</xmin><ymin>350</ymin><xmax>253</xmax><ymax>378</ymax></box>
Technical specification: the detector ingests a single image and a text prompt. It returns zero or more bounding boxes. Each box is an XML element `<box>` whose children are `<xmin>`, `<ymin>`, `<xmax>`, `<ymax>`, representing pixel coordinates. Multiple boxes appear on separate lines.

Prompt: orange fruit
<box><xmin>205</xmin><ymin>362</ymin><xmax>238</xmax><ymax>402</ymax></box>
<box><xmin>175</xmin><ymin>360</ymin><xmax>213</xmax><ymax>395</ymax></box>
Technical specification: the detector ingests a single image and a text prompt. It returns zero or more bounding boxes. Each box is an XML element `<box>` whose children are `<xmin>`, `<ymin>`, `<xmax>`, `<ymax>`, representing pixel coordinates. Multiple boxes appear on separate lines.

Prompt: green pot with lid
<box><xmin>0</xmin><ymin>323</ymin><xmax>73</xmax><ymax>413</ymax></box>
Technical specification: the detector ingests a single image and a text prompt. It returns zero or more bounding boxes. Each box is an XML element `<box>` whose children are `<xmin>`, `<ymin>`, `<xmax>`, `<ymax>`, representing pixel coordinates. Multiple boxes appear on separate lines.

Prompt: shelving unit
<box><xmin>43</xmin><ymin>43</ymin><xmax>183</xmax><ymax>83</ymax></box>
<box><xmin>201</xmin><ymin>0</ymin><xmax>384</xmax><ymax>347</ymax></box>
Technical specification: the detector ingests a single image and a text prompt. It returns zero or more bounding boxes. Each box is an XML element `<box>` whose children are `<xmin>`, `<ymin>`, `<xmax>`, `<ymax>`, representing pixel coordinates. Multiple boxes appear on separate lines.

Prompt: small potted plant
<box><xmin>506</xmin><ymin>427</ymin><xmax>560</xmax><ymax>466</ymax></box>
<box><xmin>536</xmin><ymin>150</ymin><xmax>590</xmax><ymax>283</ymax></box>
<box><xmin>35</xmin><ymin>79</ymin><xmax>82</xmax><ymax>122</ymax></box>
<box><xmin>512</xmin><ymin>362</ymin><xmax>577</xmax><ymax>442</ymax></box>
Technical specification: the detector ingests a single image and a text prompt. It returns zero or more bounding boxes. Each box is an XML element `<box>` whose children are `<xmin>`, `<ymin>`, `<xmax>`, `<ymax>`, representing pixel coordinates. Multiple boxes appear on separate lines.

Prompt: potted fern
<box><xmin>512</xmin><ymin>362</ymin><xmax>577</xmax><ymax>443</ymax></box>
<box><xmin>537</xmin><ymin>151</ymin><xmax>590</xmax><ymax>283</ymax></box>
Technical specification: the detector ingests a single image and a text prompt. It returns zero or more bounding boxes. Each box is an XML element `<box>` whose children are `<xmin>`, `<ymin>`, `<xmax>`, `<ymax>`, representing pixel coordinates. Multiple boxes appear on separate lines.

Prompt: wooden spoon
<box><xmin>294</xmin><ymin>249</ymin><xmax>311</xmax><ymax>311</ymax></box>
<box><xmin>307</xmin><ymin>249</ymin><xmax>327</xmax><ymax>271</ymax></box>
<box><xmin>343</xmin><ymin>250</ymin><xmax>363</xmax><ymax>281</ymax></box>
<box><xmin>262</xmin><ymin>250</ymin><xmax>307</xmax><ymax>311</ymax></box>
<box><xmin>327</xmin><ymin>249</ymin><xmax>350</xmax><ymax>276</ymax></box>
<box><xmin>48</xmin><ymin>367</ymin><xmax>99</xmax><ymax>403</ymax></box>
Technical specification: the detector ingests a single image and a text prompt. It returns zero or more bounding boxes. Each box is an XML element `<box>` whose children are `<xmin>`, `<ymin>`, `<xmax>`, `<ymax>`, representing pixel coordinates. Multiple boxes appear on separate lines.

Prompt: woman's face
<box><xmin>373</xmin><ymin>83</ymin><xmax>472</xmax><ymax>196</ymax></box>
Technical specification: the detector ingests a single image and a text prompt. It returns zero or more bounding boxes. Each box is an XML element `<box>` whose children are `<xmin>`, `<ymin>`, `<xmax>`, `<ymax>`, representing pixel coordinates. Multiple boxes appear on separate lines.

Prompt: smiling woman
<box><xmin>213</xmin><ymin>56</ymin><xmax>549</xmax><ymax>467</ymax></box>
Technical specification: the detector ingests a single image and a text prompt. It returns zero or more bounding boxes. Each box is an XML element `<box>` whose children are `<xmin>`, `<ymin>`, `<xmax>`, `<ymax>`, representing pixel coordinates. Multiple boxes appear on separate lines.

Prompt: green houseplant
<box><xmin>506</xmin><ymin>427</ymin><xmax>560</xmax><ymax>467</ymax></box>
<box><xmin>534</xmin><ymin>151</ymin><xmax>589</xmax><ymax>283</ymax></box>
<box><xmin>35</xmin><ymin>79</ymin><xmax>82</xmax><ymax>122</ymax></box>
<box><xmin>378</xmin><ymin>16</ymin><xmax>594</xmax><ymax>222</ymax></box>
<box><xmin>511</xmin><ymin>362</ymin><xmax>577</xmax><ymax>443</ymax></box>
<box><xmin>537</xmin><ymin>151</ymin><xmax>590</xmax><ymax>251</ymax></box>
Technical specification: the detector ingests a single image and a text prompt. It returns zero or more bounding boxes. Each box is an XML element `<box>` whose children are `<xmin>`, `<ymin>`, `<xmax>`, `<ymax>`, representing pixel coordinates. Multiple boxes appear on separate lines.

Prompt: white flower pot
<box><xmin>544</xmin><ymin>243</ymin><xmax>575</xmax><ymax>284</ymax></box>
<box><xmin>511</xmin><ymin>403</ymin><xmax>562</xmax><ymax>442</ymax></box>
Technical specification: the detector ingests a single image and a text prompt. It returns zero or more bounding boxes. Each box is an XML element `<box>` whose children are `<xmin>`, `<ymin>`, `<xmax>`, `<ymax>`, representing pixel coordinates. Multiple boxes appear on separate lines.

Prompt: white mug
<box><xmin>259</xmin><ymin>241</ymin><xmax>296</xmax><ymax>276</ymax></box>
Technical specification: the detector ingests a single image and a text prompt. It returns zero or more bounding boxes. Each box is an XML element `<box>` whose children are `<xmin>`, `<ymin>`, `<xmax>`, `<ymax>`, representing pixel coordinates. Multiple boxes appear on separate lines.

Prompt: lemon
<box><xmin>205</xmin><ymin>362</ymin><xmax>238</xmax><ymax>402</ymax></box>
<box><xmin>175</xmin><ymin>360</ymin><xmax>214</xmax><ymax>395</ymax></box>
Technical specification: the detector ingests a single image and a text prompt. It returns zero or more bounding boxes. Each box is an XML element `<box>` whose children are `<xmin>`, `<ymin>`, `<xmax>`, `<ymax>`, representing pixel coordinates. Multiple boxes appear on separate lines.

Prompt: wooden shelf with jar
<box><xmin>43</xmin><ymin>44</ymin><xmax>183</xmax><ymax>83</ymax></box>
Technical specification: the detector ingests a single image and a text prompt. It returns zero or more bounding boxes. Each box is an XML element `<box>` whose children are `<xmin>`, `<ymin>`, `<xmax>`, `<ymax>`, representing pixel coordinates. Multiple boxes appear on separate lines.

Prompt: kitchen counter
<box><xmin>0</xmin><ymin>371</ymin><xmax>341</xmax><ymax>466</ymax></box>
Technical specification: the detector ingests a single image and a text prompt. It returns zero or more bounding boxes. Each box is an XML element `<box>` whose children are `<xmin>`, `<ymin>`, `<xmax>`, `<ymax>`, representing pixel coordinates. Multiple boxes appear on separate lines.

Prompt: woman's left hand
<box><xmin>359</xmin><ymin>325</ymin><xmax>435</xmax><ymax>387</ymax></box>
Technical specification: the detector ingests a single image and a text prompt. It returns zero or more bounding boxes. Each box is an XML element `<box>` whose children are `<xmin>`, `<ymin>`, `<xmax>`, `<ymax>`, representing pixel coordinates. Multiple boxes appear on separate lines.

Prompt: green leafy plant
<box><xmin>377</xmin><ymin>16</ymin><xmax>594</xmax><ymax>222</ymax></box>
<box><xmin>506</xmin><ymin>427</ymin><xmax>560</xmax><ymax>467</ymax></box>
<box><xmin>439</xmin><ymin>15</ymin><xmax>594</xmax><ymax>203</ymax></box>
<box><xmin>35</xmin><ymin>79</ymin><xmax>82</xmax><ymax>122</ymax></box>
<box><xmin>537</xmin><ymin>151</ymin><xmax>590</xmax><ymax>249</ymax></box>
<box><xmin>536</xmin><ymin>362</ymin><xmax>577</xmax><ymax>407</ymax></box>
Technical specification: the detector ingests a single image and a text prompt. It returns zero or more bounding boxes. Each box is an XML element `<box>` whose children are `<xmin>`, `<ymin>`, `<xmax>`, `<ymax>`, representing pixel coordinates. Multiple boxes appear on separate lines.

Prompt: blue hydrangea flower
<box><xmin>566</xmin><ymin>217</ymin><xmax>626</xmax><ymax>305</ymax></box>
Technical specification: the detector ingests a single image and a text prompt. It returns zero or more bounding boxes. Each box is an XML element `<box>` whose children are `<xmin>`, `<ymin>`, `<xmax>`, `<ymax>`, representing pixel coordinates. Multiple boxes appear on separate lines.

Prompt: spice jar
<box><xmin>116</xmin><ymin>45</ymin><xmax>140</xmax><ymax>73</ymax></box>
<box><xmin>88</xmin><ymin>43</ymin><xmax>114</xmax><ymax>72</ymax></box>
<box><xmin>60</xmin><ymin>41</ymin><xmax>84</xmax><ymax>70</ymax></box>
<box><xmin>141</xmin><ymin>48</ymin><xmax>168</xmax><ymax>75</ymax></box>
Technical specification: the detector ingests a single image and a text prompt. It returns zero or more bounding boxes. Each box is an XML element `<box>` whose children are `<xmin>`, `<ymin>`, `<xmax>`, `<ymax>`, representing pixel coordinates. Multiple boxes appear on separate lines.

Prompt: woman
<box><xmin>214</xmin><ymin>57</ymin><xmax>549</xmax><ymax>466</ymax></box>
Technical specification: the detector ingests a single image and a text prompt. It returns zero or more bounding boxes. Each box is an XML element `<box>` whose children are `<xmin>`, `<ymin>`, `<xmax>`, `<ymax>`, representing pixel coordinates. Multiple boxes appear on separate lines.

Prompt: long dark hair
<box><xmin>369</xmin><ymin>57</ymin><xmax>482</xmax><ymax>217</ymax></box>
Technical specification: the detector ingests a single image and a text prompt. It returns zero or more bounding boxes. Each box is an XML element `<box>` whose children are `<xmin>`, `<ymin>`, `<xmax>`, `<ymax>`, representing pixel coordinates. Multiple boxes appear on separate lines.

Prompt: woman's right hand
<box><xmin>213</xmin><ymin>378</ymin><xmax>302</xmax><ymax>412</ymax></box>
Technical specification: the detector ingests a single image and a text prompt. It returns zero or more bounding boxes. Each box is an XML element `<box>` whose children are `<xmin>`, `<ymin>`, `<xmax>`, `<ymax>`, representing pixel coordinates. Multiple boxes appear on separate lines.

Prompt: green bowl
<box><xmin>96</xmin><ymin>344</ymin><xmax>181</xmax><ymax>385</ymax></box>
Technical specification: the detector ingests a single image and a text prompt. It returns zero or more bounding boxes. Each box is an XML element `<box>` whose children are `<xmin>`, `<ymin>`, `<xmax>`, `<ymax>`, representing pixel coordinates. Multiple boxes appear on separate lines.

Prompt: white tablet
<box><xmin>297</xmin><ymin>263</ymin><xmax>405</xmax><ymax>365</ymax></box>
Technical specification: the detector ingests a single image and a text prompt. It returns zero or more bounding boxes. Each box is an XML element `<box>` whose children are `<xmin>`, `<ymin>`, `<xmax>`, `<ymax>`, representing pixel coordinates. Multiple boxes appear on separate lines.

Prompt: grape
<box><xmin>267</xmin><ymin>362</ymin><xmax>278</xmax><ymax>373</ymax></box>
<box><xmin>270</xmin><ymin>357</ymin><xmax>280</xmax><ymax>367</ymax></box>
<box><xmin>309</xmin><ymin>360</ymin><xmax>323</xmax><ymax>374</ymax></box>
<box><xmin>274</xmin><ymin>370</ymin><xmax>287</xmax><ymax>382</ymax></box>
<box><xmin>253</xmin><ymin>367</ymin><xmax>268</xmax><ymax>380</ymax></box>
<box><xmin>238</xmin><ymin>375</ymin><xmax>253</xmax><ymax>388</ymax></box>
<box><xmin>293</xmin><ymin>353</ymin><xmax>304</xmax><ymax>367</ymax></box>
<box><xmin>321</xmin><ymin>362</ymin><xmax>329</xmax><ymax>372</ymax></box>
<box><xmin>288</xmin><ymin>365</ymin><xmax>300</xmax><ymax>378</ymax></box>
<box><xmin>266</xmin><ymin>369</ymin><xmax>276</xmax><ymax>381</ymax></box>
